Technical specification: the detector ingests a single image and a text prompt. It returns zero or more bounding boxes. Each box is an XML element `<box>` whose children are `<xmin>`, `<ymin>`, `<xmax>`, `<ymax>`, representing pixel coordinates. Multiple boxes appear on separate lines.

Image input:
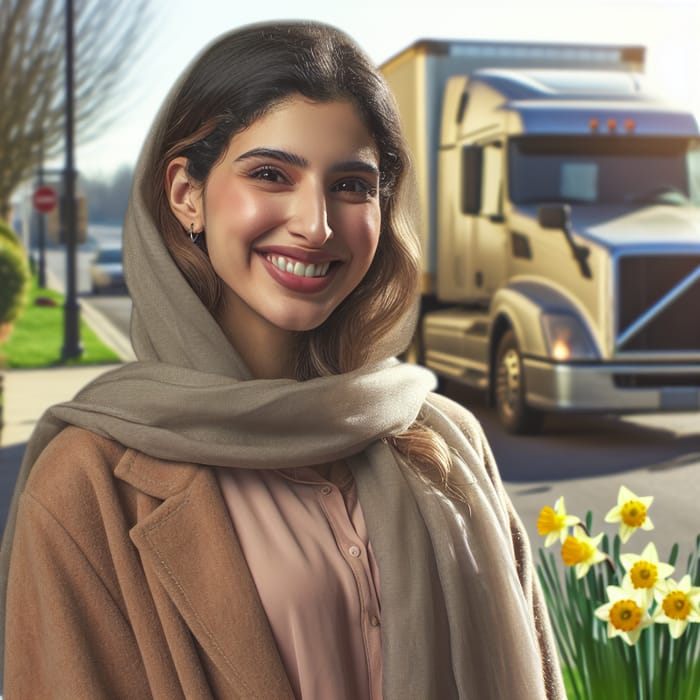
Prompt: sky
<box><xmin>74</xmin><ymin>0</ymin><xmax>700</xmax><ymax>179</ymax></box>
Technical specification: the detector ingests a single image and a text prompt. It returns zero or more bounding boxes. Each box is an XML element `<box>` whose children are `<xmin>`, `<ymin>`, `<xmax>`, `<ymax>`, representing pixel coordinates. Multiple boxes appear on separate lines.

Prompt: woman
<box><xmin>0</xmin><ymin>21</ymin><xmax>564</xmax><ymax>699</ymax></box>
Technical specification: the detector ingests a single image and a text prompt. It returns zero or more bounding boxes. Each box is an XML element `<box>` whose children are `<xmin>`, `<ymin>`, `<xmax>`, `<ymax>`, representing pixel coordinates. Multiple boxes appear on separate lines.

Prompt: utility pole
<box><xmin>61</xmin><ymin>0</ymin><xmax>82</xmax><ymax>360</ymax></box>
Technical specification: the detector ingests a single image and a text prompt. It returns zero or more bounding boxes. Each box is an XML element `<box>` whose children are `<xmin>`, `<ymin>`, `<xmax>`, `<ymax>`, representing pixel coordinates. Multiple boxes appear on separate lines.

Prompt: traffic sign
<box><xmin>32</xmin><ymin>186</ymin><xmax>58</xmax><ymax>214</ymax></box>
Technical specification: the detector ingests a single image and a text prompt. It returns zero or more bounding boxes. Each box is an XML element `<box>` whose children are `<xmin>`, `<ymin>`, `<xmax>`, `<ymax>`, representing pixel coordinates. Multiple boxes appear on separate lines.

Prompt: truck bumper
<box><xmin>524</xmin><ymin>358</ymin><xmax>700</xmax><ymax>412</ymax></box>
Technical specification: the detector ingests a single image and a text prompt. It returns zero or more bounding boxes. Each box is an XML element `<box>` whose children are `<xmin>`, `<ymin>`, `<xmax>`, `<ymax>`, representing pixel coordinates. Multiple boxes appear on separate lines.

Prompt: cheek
<box><xmin>361</xmin><ymin>210</ymin><xmax>382</xmax><ymax>265</ymax></box>
<box><xmin>204</xmin><ymin>183</ymin><xmax>284</xmax><ymax>242</ymax></box>
<box><xmin>337</xmin><ymin>206</ymin><xmax>382</xmax><ymax>262</ymax></box>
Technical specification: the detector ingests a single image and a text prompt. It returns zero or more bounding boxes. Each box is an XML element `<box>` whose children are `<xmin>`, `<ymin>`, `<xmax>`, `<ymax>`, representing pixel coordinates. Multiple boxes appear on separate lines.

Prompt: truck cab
<box><xmin>382</xmin><ymin>42</ymin><xmax>700</xmax><ymax>433</ymax></box>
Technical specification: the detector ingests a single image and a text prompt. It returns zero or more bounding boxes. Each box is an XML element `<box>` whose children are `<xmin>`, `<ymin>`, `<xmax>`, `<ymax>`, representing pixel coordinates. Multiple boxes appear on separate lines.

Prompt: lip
<box><xmin>259</xmin><ymin>252</ymin><xmax>340</xmax><ymax>294</ymax></box>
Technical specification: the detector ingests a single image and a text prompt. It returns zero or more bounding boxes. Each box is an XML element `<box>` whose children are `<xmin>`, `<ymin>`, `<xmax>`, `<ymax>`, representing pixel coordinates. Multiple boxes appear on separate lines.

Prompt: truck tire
<box><xmin>494</xmin><ymin>330</ymin><xmax>544</xmax><ymax>435</ymax></box>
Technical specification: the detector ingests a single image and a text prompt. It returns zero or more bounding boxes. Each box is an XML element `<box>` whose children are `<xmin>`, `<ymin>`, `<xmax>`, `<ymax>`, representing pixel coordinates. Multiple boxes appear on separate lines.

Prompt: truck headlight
<box><xmin>540</xmin><ymin>313</ymin><xmax>598</xmax><ymax>361</ymax></box>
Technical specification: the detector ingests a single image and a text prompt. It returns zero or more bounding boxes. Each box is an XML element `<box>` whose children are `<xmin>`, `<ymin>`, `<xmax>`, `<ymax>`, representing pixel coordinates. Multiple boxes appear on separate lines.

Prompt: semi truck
<box><xmin>381</xmin><ymin>39</ymin><xmax>700</xmax><ymax>433</ymax></box>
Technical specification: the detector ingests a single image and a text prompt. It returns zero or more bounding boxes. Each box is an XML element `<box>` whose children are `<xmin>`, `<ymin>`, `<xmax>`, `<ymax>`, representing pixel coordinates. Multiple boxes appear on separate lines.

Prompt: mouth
<box><xmin>263</xmin><ymin>253</ymin><xmax>333</xmax><ymax>278</ymax></box>
<box><xmin>258</xmin><ymin>250</ymin><xmax>340</xmax><ymax>294</ymax></box>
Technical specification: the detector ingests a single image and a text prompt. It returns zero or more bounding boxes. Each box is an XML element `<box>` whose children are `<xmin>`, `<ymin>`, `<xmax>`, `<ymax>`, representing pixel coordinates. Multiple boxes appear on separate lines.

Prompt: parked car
<box><xmin>90</xmin><ymin>244</ymin><xmax>125</xmax><ymax>293</ymax></box>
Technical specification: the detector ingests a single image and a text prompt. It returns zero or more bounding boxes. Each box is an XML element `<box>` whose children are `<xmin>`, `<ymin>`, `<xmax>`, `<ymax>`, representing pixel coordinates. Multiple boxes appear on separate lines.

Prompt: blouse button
<box><xmin>348</xmin><ymin>545</ymin><xmax>361</xmax><ymax>558</ymax></box>
<box><xmin>320</xmin><ymin>485</ymin><xmax>332</xmax><ymax>495</ymax></box>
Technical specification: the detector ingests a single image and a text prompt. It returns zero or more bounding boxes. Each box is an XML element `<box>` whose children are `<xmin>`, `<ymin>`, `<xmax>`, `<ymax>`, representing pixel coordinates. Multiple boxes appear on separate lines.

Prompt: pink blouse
<box><xmin>216</xmin><ymin>466</ymin><xmax>382</xmax><ymax>700</ymax></box>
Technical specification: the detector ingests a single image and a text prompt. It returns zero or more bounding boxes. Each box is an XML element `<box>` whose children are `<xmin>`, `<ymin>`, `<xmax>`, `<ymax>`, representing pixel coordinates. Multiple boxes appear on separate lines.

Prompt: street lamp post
<box><xmin>36</xmin><ymin>146</ymin><xmax>47</xmax><ymax>288</ymax></box>
<box><xmin>61</xmin><ymin>0</ymin><xmax>82</xmax><ymax>360</ymax></box>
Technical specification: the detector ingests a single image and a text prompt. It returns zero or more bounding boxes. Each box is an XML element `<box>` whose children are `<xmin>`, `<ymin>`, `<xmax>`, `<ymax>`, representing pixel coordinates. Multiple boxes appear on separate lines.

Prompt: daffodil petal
<box><xmin>668</xmin><ymin>619</ymin><xmax>687</xmax><ymax>638</ymax></box>
<box><xmin>656</xmin><ymin>563</ymin><xmax>675</xmax><ymax>579</ymax></box>
<box><xmin>575</xmin><ymin>562</ymin><xmax>590</xmax><ymax>579</ymax></box>
<box><xmin>594</xmin><ymin>603</ymin><xmax>612</xmax><ymax>621</ymax></box>
<box><xmin>604</xmin><ymin>506</ymin><xmax>622</xmax><ymax>522</ymax></box>
<box><xmin>625</xmin><ymin>627</ymin><xmax>644</xmax><ymax>645</ymax></box>
<box><xmin>619</xmin><ymin>485</ymin><xmax>636</xmax><ymax>502</ymax></box>
<box><xmin>620</xmin><ymin>524</ymin><xmax>635</xmax><ymax>543</ymax></box>
<box><xmin>544</xmin><ymin>532</ymin><xmax>559</xmax><ymax>547</ymax></box>
<box><xmin>639</xmin><ymin>542</ymin><xmax>659</xmax><ymax>560</ymax></box>
<box><xmin>619</xmin><ymin>553</ymin><xmax>638</xmax><ymax>570</ymax></box>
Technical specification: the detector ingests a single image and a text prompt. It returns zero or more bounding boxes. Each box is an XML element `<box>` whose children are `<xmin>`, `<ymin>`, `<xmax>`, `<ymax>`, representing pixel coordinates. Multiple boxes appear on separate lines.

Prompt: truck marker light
<box><xmin>607</xmin><ymin>118</ymin><xmax>618</xmax><ymax>133</ymax></box>
<box><xmin>625</xmin><ymin>118</ymin><xmax>636</xmax><ymax>133</ymax></box>
<box><xmin>589</xmin><ymin>118</ymin><xmax>600</xmax><ymax>132</ymax></box>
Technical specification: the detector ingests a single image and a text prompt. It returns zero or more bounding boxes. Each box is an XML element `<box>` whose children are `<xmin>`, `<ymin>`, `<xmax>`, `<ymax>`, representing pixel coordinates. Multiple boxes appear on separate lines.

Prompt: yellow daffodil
<box><xmin>560</xmin><ymin>525</ymin><xmax>607</xmax><ymax>578</ymax></box>
<box><xmin>620</xmin><ymin>542</ymin><xmax>675</xmax><ymax>609</ymax></box>
<box><xmin>537</xmin><ymin>496</ymin><xmax>581</xmax><ymax>547</ymax></box>
<box><xmin>594</xmin><ymin>584</ymin><xmax>653</xmax><ymax>645</ymax></box>
<box><xmin>653</xmin><ymin>575</ymin><xmax>700</xmax><ymax>638</ymax></box>
<box><xmin>604</xmin><ymin>485</ymin><xmax>654</xmax><ymax>543</ymax></box>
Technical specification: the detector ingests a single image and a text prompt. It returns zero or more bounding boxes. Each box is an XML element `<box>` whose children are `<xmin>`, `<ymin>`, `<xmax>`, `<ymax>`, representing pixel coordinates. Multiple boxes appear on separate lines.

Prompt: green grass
<box><xmin>1</xmin><ymin>279</ymin><xmax>121</xmax><ymax>368</ymax></box>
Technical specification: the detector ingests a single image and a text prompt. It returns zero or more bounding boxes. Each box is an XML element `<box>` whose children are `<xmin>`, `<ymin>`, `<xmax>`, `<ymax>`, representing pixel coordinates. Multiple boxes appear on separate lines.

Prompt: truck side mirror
<box><xmin>461</xmin><ymin>145</ymin><xmax>483</xmax><ymax>215</ymax></box>
<box><xmin>538</xmin><ymin>204</ymin><xmax>571</xmax><ymax>230</ymax></box>
<box><xmin>538</xmin><ymin>204</ymin><xmax>592</xmax><ymax>280</ymax></box>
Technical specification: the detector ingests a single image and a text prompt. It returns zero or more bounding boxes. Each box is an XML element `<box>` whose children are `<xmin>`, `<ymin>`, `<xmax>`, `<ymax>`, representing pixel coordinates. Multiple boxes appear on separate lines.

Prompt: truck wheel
<box><xmin>494</xmin><ymin>330</ymin><xmax>544</xmax><ymax>435</ymax></box>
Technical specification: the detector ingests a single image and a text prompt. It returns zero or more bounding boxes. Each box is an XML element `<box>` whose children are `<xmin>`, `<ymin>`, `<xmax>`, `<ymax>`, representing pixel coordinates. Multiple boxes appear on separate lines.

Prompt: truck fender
<box><xmin>489</xmin><ymin>279</ymin><xmax>596</xmax><ymax>360</ymax></box>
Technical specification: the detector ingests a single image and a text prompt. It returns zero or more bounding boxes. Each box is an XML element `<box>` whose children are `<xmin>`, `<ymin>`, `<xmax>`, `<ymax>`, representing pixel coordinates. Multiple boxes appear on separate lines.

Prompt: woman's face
<box><xmin>182</xmin><ymin>96</ymin><xmax>381</xmax><ymax>343</ymax></box>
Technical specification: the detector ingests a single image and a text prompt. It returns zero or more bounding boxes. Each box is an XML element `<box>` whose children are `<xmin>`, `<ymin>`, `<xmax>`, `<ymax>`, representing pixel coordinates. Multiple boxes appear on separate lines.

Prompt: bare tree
<box><xmin>0</xmin><ymin>0</ymin><xmax>150</xmax><ymax>218</ymax></box>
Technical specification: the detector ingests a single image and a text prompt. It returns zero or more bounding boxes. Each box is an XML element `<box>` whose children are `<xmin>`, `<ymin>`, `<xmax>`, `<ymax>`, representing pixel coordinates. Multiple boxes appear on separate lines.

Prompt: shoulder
<box><xmin>18</xmin><ymin>427</ymin><xmax>136</xmax><ymax>545</ymax></box>
<box><xmin>23</xmin><ymin>426</ymin><xmax>201</xmax><ymax>521</ymax></box>
<box><xmin>25</xmin><ymin>426</ymin><xmax>128</xmax><ymax>500</ymax></box>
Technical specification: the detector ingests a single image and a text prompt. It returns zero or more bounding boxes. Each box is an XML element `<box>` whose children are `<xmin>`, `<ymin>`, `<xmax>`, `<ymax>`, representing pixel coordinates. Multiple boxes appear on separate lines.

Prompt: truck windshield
<box><xmin>509</xmin><ymin>136</ymin><xmax>700</xmax><ymax>206</ymax></box>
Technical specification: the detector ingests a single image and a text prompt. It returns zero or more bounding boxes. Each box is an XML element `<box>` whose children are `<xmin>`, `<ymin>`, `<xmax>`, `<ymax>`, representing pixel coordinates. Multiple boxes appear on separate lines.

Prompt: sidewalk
<box><xmin>1</xmin><ymin>363</ymin><xmax>123</xmax><ymax>448</ymax></box>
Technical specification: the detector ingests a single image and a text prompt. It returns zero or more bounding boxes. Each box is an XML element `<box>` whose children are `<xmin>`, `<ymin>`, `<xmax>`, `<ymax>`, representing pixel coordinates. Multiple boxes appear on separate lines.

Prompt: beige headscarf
<box><xmin>1</xmin><ymin>24</ymin><xmax>561</xmax><ymax>699</ymax></box>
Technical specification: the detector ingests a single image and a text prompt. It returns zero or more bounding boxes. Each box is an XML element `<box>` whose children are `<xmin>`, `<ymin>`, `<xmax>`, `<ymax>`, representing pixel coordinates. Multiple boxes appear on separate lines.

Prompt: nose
<box><xmin>287</xmin><ymin>180</ymin><xmax>333</xmax><ymax>245</ymax></box>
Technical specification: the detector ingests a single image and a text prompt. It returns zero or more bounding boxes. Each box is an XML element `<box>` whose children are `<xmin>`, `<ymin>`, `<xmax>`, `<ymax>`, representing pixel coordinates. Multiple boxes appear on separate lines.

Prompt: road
<box><xmin>44</xmin><ymin>233</ymin><xmax>700</xmax><ymax>567</ymax></box>
<box><xmin>442</xmin><ymin>380</ymin><xmax>700</xmax><ymax>568</ymax></box>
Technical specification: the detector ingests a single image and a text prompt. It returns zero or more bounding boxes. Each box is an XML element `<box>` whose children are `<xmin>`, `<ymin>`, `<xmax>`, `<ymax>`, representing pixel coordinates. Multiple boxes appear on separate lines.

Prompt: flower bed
<box><xmin>537</xmin><ymin>487</ymin><xmax>700</xmax><ymax>700</ymax></box>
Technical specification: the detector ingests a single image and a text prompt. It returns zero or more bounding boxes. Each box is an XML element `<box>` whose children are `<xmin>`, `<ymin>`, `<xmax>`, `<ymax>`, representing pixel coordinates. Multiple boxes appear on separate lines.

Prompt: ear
<box><xmin>165</xmin><ymin>157</ymin><xmax>204</xmax><ymax>231</ymax></box>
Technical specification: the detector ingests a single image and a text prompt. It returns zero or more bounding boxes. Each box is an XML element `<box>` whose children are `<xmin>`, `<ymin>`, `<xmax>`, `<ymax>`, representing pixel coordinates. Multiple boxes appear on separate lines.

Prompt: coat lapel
<box><xmin>124</xmin><ymin>456</ymin><xmax>294</xmax><ymax>699</ymax></box>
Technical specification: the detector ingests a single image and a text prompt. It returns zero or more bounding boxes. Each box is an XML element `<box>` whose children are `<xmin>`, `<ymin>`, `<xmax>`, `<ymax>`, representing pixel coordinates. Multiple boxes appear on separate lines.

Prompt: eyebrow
<box><xmin>234</xmin><ymin>148</ymin><xmax>379</xmax><ymax>176</ymax></box>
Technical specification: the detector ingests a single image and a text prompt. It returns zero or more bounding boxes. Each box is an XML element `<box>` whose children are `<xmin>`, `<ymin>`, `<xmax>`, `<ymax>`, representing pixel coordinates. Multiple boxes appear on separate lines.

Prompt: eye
<box><xmin>331</xmin><ymin>178</ymin><xmax>378</xmax><ymax>199</ymax></box>
<box><xmin>248</xmin><ymin>166</ymin><xmax>290</xmax><ymax>185</ymax></box>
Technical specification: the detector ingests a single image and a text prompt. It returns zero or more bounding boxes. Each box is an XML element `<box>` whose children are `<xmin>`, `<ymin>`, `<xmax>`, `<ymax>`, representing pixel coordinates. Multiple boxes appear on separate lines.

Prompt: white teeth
<box><xmin>266</xmin><ymin>254</ymin><xmax>331</xmax><ymax>278</ymax></box>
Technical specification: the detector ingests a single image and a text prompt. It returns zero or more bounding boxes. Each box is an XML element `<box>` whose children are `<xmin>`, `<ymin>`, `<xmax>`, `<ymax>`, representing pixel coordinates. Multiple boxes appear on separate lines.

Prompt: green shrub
<box><xmin>0</xmin><ymin>219</ymin><xmax>21</xmax><ymax>247</ymax></box>
<box><xmin>0</xmin><ymin>238</ymin><xmax>31</xmax><ymax>325</ymax></box>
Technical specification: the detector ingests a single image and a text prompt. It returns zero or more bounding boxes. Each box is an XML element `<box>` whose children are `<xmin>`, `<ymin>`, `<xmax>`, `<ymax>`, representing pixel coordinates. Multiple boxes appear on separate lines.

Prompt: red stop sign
<box><xmin>32</xmin><ymin>186</ymin><xmax>58</xmax><ymax>213</ymax></box>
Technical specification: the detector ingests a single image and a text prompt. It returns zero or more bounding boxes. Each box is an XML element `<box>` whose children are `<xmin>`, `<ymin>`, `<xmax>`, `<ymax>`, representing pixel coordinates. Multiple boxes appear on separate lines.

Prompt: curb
<box><xmin>79</xmin><ymin>299</ymin><xmax>135</xmax><ymax>362</ymax></box>
<box><xmin>47</xmin><ymin>270</ymin><xmax>135</xmax><ymax>362</ymax></box>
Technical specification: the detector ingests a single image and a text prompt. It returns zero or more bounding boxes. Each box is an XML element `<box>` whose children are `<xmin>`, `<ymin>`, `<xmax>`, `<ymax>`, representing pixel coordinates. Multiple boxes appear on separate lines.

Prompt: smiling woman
<box><xmin>1</xmin><ymin>21</ymin><xmax>565</xmax><ymax>700</ymax></box>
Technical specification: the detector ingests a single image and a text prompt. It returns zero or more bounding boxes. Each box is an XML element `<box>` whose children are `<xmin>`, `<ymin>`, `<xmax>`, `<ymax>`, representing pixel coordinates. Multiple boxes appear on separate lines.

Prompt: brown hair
<box><xmin>144</xmin><ymin>21</ymin><xmax>463</xmax><ymax>499</ymax></box>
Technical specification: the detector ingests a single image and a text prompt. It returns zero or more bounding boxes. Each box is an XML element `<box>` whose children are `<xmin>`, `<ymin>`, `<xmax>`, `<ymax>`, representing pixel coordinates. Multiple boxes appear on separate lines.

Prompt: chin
<box><xmin>270</xmin><ymin>309</ymin><xmax>335</xmax><ymax>333</ymax></box>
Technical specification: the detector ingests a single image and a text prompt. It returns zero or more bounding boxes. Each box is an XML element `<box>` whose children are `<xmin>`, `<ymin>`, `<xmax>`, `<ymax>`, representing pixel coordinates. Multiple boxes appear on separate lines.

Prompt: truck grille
<box><xmin>617</xmin><ymin>254</ymin><xmax>700</xmax><ymax>352</ymax></box>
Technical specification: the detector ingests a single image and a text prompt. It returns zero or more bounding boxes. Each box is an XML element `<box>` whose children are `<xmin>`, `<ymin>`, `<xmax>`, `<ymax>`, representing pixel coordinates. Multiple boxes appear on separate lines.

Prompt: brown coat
<box><xmin>5</xmin><ymin>400</ymin><xmax>563</xmax><ymax>699</ymax></box>
<box><xmin>5</xmin><ymin>426</ymin><xmax>295</xmax><ymax>699</ymax></box>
